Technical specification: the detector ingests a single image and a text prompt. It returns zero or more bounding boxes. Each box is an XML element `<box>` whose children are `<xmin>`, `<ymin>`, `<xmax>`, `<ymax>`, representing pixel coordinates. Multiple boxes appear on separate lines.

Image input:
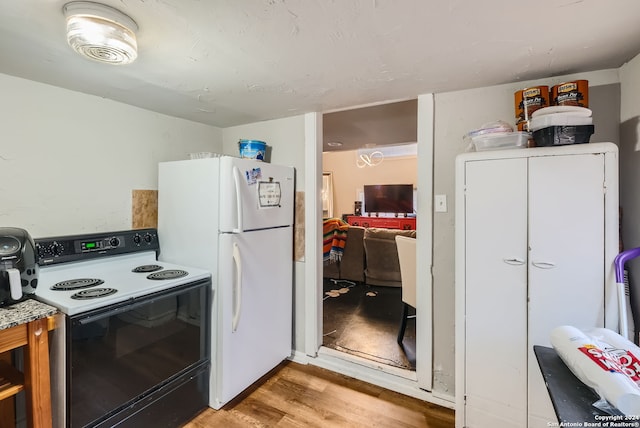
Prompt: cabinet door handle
<box><xmin>503</xmin><ymin>258</ymin><xmax>525</xmax><ymax>265</ymax></box>
<box><xmin>532</xmin><ymin>261</ymin><xmax>556</xmax><ymax>269</ymax></box>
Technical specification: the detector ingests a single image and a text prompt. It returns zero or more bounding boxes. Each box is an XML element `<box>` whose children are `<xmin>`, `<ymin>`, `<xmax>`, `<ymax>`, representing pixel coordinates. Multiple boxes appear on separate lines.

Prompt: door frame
<box><xmin>304</xmin><ymin>94</ymin><xmax>434</xmax><ymax>392</ymax></box>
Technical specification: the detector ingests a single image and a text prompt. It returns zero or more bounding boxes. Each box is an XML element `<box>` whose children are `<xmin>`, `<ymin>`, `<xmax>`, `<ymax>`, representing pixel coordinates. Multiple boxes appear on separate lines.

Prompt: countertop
<box><xmin>0</xmin><ymin>298</ymin><xmax>58</xmax><ymax>330</ymax></box>
<box><xmin>533</xmin><ymin>345</ymin><xmax>634</xmax><ymax>425</ymax></box>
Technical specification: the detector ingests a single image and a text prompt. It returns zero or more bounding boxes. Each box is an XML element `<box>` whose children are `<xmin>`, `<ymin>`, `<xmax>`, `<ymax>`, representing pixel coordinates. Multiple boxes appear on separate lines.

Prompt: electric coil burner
<box><xmin>33</xmin><ymin>228</ymin><xmax>212</xmax><ymax>428</ymax></box>
<box><xmin>132</xmin><ymin>264</ymin><xmax>163</xmax><ymax>273</ymax></box>
<box><xmin>147</xmin><ymin>269</ymin><xmax>188</xmax><ymax>280</ymax></box>
<box><xmin>51</xmin><ymin>278</ymin><xmax>104</xmax><ymax>290</ymax></box>
<box><xmin>71</xmin><ymin>287</ymin><xmax>117</xmax><ymax>300</ymax></box>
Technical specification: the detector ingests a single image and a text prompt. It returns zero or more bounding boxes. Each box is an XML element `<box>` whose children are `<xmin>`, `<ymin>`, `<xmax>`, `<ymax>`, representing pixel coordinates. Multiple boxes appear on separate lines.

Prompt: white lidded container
<box><xmin>529</xmin><ymin>106</ymin><xmax>593</xmax><ymax>132</ymax></box>
<box><xmin>530</xmin><ymin>106</ymin><xmax>594</xmax><ymax>146</ymax></box>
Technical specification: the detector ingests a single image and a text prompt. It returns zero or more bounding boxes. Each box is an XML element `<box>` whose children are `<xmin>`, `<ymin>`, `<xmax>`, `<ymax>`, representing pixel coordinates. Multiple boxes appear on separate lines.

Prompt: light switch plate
<box><xmin>435</xmin><ymin>194</ymin><xmax>447</xmax><ymax>212</ymax></box>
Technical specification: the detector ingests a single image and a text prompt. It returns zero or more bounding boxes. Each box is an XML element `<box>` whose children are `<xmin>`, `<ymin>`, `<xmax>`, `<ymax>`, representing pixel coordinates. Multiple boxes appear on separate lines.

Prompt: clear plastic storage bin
<box><xmin>472</xmin><ymin>131</ymin><xmax>529</xmax><ymax>151</ymax></box>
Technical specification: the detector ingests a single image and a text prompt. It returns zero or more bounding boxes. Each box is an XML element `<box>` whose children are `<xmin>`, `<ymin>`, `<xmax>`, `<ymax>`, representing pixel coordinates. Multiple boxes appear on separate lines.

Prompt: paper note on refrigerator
<box><xmin>258</xmin><ymin>181</ymin><xmax>282</xmax><ymax>207</ymax></box>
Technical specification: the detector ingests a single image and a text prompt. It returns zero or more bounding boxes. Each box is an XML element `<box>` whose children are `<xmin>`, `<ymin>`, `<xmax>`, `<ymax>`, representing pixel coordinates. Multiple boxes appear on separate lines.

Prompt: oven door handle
<box><xmin>75</xmin><ymin>280</ymin><xmax>208</xmax><ymax>325</ymax></box>
<box><xmin>232</xmin><ymin>241</ymin><xmax>242</xmax><ymax>332</ymax></box>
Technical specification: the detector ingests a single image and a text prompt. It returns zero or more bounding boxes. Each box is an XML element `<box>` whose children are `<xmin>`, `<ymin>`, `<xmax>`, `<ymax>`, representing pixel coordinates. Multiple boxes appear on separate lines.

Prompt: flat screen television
<box><xmin>363</xmin><ymin>184</ymin><xmax>414</xmax><ymax>215</ymax></box>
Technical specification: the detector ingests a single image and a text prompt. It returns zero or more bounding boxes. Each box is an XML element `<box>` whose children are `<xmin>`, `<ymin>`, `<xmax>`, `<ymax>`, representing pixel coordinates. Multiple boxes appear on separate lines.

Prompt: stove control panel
<box><xmin>79</xmin><ymin>235</ymin><xmax>124</xmax><ymax>252</ymax></box>
<box><xmin>36</xmin><ymin>228</ymin><xmax>159</xmax><ymax>266</ymax></box>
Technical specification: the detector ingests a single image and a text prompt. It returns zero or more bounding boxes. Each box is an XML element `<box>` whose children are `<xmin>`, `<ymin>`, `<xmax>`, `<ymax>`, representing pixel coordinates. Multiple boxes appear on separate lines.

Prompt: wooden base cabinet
<box><xmin>454</xmin><ymin>143</ymin><xmax>619</xmax><ymax>427</ymax></box>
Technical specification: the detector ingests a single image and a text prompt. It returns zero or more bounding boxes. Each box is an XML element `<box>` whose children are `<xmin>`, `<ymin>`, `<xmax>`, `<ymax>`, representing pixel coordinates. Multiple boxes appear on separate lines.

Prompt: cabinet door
<box><xmin>464</xmin><ymin>158</ymin><xmax>528</xmax><ymax>427</ymax></box>
<box><xmin>527</xmin><ymin>153</ymin><xmax>605</xmax><ymax>425</ymax></box>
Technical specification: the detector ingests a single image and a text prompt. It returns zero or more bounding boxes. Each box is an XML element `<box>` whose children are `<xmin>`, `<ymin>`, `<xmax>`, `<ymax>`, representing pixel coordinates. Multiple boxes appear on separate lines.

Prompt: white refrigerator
<box><xmin>157</xmin><ymin>156</ymin><xmax>295</xmax><ymax>410</ymax></box>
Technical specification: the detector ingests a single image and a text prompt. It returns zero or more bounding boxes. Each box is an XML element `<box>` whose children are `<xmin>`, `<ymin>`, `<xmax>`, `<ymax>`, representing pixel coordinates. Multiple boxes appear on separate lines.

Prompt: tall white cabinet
<box><xmin>455</xmin><ymin>143</ymin><xmax>619</xmax><ymax>427</ymax></box>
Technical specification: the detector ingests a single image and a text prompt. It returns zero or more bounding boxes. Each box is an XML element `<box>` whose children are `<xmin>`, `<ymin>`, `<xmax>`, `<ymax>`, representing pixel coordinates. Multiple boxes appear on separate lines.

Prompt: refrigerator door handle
<box><xmin>232</xmin><ymin>241</ymin><xmax>242</xmax><ymax>332</ymax></box>
<box><xmin>232</xmin><ymin>166</ymin><xmax>244</xmax><ymax>233</ymax></box>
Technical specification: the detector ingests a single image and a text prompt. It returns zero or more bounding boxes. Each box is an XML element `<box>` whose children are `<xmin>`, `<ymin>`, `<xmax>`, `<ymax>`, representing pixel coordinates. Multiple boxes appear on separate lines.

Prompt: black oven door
<box><xmin>67</xmin><ymin>279</ymin><xmax>210</xmax><ymax>428</ymax></box>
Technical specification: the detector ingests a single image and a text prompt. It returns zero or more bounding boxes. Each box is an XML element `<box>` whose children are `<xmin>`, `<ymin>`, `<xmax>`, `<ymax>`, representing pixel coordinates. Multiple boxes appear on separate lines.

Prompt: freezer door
<box><xmin>213</xmin><ymin>227</ymin><xmax>293</xmax><ymax>409</ymax></box>
<box><xmin>219</xmin><ymin>157</ymin><xmax>295</xmax><ymax>232</ymax></box>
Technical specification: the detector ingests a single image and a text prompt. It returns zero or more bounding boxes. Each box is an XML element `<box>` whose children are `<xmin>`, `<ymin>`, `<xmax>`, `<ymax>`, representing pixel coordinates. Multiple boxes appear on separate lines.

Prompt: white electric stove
<box><xmin>33</xmin><ymin>228</ymin><xmax>212</xmax><ymax>428</ymax></box>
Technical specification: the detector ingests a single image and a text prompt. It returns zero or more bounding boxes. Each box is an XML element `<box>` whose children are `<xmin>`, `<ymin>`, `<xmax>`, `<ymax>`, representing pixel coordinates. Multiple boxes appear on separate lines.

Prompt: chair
<box><xmin>395</xmin><ymin>235</ymin><xmax>417</xmax><ymax>344</ymax></box>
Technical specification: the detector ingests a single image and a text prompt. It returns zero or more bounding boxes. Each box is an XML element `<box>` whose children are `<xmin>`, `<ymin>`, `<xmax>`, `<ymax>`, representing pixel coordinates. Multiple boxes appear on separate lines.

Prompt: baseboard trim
<box><xmin>289</xmin><ymin>347</ymin><xmax>455</xmax><ymax>410</ymax></box>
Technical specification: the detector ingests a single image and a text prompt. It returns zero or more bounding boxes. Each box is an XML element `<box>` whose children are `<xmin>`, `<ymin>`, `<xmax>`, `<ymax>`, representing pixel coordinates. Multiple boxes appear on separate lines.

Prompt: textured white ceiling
<box><xmin>1</xmin><ymin>0</ymin><xmax>640</xmax><ymax>132</ymax></box>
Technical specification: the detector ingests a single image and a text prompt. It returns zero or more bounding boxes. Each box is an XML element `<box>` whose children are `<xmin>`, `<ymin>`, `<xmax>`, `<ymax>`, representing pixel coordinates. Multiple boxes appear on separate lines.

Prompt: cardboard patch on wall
<box><xmin>132</xmin><ymin>190</ymin><xmax>158</xmax><ymax>229</ymax></box>
<box><xmin>294</xmin><ymin>191</ymin><xmax>305</xmax><ymax>261</ymax></box>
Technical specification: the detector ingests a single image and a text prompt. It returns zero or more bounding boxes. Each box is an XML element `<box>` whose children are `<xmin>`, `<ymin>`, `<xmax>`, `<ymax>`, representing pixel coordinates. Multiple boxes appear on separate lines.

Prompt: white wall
<box><xmin>619</xmin><ymin>55</ymin><xmax>640</xmax><ymax>295</ymax></box>
<box><xmin>322</xmin><ymin>150</ymin><xmax>417</xmax><ymax>218</ymax></box>
<box><xmin>432</xmin><ymin>68</ymin><xmax>621</xmax><ymax>396</ymax></box>
<box><xmin>221</xmin><ymin>116</ymin><xmax>306</xmax><ymax>186</ymax></box>
<box><xmin>0</xmin><ymin>73</ymin><xmax>222</xmax><ymax>238</ymax></box>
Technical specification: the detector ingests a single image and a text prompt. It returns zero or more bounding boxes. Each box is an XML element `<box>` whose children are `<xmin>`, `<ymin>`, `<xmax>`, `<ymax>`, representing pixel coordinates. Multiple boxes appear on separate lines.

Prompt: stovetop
<box><xmin>34</xmin><ymin>229</ymin><xmax>211</xmax><ymax>316</ymax></box>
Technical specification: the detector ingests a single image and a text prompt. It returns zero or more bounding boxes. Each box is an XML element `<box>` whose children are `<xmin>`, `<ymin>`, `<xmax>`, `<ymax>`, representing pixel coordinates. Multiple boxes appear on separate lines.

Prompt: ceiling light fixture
<box><xmin>63</xmin><ymin>1</ymin><xmax>138</xmax><ymax>65</ymax></box>
<box><xmin>356</xmin><ymin>148</ymin><xmax>384</xmax><ymax>168</ymax></box>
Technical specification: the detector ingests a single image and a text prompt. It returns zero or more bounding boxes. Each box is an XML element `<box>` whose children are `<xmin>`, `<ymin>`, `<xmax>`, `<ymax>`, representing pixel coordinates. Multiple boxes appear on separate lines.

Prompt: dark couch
<box><xmin>323</xmin><ymin>226</ymin><xmax>416</xmax><ymax>287</ymax></box>
<box><xmin>363</xmin><ymin>227</ymin><xmax>417</xmax><ymax>286</ymax></box>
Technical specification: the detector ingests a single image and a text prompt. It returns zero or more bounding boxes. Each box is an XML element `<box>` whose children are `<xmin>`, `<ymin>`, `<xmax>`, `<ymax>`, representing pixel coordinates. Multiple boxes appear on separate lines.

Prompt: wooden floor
<box><xmin>183</xmin><ymin>361</ymin><xmax>454</xmax><ymax>428</ymax></box>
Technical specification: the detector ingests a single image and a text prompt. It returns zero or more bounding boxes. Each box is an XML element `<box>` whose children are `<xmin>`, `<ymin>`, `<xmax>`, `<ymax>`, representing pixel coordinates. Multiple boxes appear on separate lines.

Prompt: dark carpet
<box><xmin>322</xmin><ymin>279</ymin><xmax>416</xmax><ymax>370</ymax></box>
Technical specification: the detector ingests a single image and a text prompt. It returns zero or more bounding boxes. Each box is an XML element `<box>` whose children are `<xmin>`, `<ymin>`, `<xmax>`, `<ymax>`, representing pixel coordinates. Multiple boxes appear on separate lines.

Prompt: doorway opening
<box><xmin>320</xmin><ymin>99</ymin><xmax>418</xmax><ymax>374</ymax></box>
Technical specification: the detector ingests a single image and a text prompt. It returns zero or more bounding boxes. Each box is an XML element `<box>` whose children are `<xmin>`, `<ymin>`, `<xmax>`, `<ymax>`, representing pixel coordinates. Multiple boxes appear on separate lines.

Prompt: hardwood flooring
<box><xmin>182</xmin><ymin>361</ymin><xmax>454</xmax><ymax>428</ymax></box>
